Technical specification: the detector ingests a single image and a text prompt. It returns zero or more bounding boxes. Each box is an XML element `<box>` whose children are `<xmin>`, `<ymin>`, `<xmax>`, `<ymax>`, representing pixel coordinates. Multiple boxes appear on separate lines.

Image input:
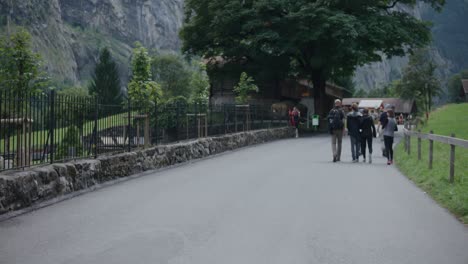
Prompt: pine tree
<box><xmin>89</xmin><ymin>47</ymin><xmax>122</xmax><ymax>105</ymax></box>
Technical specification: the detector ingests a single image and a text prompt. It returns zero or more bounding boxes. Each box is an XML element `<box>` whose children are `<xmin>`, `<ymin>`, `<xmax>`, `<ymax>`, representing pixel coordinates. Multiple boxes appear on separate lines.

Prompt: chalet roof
<box><xmin>358</xmin><ymin>100</ymin><xmax>383</xmax><ymax>109</ymax></box>
<box><xmin>462</xmin><ymin>79</ymin><xmax>468</xmax><ymax>94</ymax></box>
<box><xmin>342</xmin><ymin>98</ymin><xmax>416</xmax><ymax>114</ymax></box>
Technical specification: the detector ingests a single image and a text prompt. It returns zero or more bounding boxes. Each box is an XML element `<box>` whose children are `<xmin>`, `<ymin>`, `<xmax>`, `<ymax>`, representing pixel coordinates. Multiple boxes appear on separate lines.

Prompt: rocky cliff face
<box><xmin>354</xmin><ymin>0</ymin><xmax>468</xmax><ymax>93</ymax></box>
<box><xmin>1</xmin><ymin>0</ymin><xmax>466</xmax><ymax>93</ymax></box>
<box><xmin>0</xmin><ymin>0</ymin><xmax>184</xmax><ymax>85</ymax></box>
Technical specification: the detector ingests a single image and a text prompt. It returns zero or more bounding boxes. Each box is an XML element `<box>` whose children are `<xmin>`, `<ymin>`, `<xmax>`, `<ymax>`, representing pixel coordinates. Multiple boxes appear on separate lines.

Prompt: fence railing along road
<box><xmin>0</xmin><ymin>91</ymin><xmax>288</xmax><ymax>171</ymax></box>
<box><xmin>403</xmin><ymin>123</ymin><xmax>468</xmax><ymax>183</ymax></box>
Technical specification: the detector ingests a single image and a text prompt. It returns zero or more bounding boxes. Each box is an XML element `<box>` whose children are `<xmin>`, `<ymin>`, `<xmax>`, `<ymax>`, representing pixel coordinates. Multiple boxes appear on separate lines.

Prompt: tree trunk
<box><xmin>311</xmin><ymin>73</ymin><xmax>327</xmax><ymax>117</ymax></box>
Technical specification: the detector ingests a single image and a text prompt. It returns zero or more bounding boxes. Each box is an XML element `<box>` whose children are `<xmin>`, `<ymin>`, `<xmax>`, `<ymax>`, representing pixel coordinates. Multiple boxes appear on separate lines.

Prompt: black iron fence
<box><xmin>0</xmin><ymin>90</ymin><xmax>287</xmax><ymax>171</ymax></box>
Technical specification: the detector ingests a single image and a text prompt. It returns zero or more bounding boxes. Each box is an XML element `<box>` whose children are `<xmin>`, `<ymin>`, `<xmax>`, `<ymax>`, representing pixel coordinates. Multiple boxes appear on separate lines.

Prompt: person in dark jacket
<box><xmin>360</xmin><ymin>108</ymin><xmax>377</xmax><ymax>163</ymax></box>
<box><xmin>347</xmin><ymin>103</ymin><xmax>362</xmax><ymax>162</ymax></box>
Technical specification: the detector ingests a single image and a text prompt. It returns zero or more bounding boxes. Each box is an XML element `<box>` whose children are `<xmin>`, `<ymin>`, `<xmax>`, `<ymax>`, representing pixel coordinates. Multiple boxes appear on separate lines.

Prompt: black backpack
<box><xmin>329</xmin><ymin>109</ymin><xmax>344</xmax><ymax>130</ymax></box>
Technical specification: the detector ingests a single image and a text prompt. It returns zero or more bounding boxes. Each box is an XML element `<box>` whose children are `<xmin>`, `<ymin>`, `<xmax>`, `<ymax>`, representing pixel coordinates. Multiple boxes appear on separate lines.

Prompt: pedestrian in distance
<box><xmin>288</xmin><ymin>108</ymin><xmax>294</xmax><ymax>127</ymax></box>
<box><xmin>328</xmin><ymin>99</ymin><xmax>345</xmax><ymax>162</ymax></box>
<box><xmin>347</xmin><ymin>103</ymin><xmax>362</xmax><ymax>163</ymax></box>
<box><xmin>378</xmin><ymin>104</ymin><xmax>392</xmax><ymax>157</ymax></box>
<box><xmin>360</xmin><ymin>108</ymin><xmax>377</xmax><ymax>163</ymax></box>
<box><xmin>292</xmin><ymin>106</ymin><xmax>301</xmax><ymax>138</ymax></box>
<box><xmin>383</xmin><ymin>109</ymin><xmax>398</xmax><ymax>165</ymax></box>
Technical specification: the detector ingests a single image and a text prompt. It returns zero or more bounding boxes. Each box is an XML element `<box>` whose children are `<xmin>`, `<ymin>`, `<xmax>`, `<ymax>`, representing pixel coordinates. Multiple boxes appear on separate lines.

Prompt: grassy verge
<box><xmin>395</xmin><ymin>103</ymin><xmax>468</xmax><ymax>223</ymax></box>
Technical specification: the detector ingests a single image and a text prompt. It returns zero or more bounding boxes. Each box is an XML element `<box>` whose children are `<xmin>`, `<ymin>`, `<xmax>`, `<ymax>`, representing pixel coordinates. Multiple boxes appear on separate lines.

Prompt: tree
<box><xmin>233</xmin><ymin>72</ymin><xmax>259</xmax><ymax>104</ymax></box>
<box><xmin>333</xmin><ymin>76</ymin><xmax>355</xmax><ymax>98</ymax></box>
<box><xmin>89</xmin><ymin>48</ymin><xmax>122</xmax><ymax>106</ymax></box>
<box><xmin>353</xmin><ymin>89</ymin><xmax>368</xmax><ymax>98</ymax></box>
<box><xmin>181</xmin><ymin>0</ymin><xmax>445</xmax><ymax>115</ymax></box>
<box><xmin>396</xmin><ymin>49</ymin><xmax>443</xmax><ymax>120</ymax></box>
<box><xmin>128</xmin><ymin>43</ymin><xmax>162</xmax><ymax>111</ymax></box>
<box><xmin>447</xmin><ymin>69</ymin><xmax>468</xmax><ymax>103</ymax></box>
<box><xmin>189</xmin><ymin>60</ymin><xmax>210</xmax><ymax>105</ymax></box>
<box><xmin>0</xmin><ymin>29</ymin><xmax>48</xmax><ymax>94</ymax></box>
<box><xmin>152</xmin><ymin>53</ymin><xmax>192</xmax><ymax>100</ymax></box>
<box><xmin>366</xmin><ymin>80</ymin><xmax>399</xmax><ymax>98</ymax></box>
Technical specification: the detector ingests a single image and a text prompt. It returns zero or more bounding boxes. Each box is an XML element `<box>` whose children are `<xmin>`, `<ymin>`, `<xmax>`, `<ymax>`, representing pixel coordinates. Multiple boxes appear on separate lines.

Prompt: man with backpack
<box><xmin>328</xmin><ymin>99</ymin><xmax>345</xmax><ymax>162</ymax></box>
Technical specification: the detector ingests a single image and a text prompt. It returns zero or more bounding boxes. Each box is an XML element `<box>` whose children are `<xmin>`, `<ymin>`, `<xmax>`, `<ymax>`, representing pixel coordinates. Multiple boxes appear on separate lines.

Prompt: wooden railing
<box><xmin>403</xmin><ymin>124</ymin><xmax>468</xmax><ymax>183</ymax></box>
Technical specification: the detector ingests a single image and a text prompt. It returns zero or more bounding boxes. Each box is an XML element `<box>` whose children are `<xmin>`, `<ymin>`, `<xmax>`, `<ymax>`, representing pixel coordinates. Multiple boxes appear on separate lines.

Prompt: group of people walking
<box><xmin>328</xmin><ymin>99</ymin><xmax>398</xmax><ymax>165</ymax></box>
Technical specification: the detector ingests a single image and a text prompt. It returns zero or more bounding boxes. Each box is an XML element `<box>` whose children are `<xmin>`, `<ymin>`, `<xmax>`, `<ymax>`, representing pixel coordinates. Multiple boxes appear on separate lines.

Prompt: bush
<box><xmin>56</xmin><ymin>126</ymin><xmax>83</xmax><ymax>161</ymax></box>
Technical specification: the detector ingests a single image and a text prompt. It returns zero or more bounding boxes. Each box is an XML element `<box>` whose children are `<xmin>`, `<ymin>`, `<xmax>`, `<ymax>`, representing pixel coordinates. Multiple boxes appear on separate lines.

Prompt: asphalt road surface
<box><xmin>1</xmin><ymin>134</ymin><xmax>467</xmax><ymax>264</ymax></box>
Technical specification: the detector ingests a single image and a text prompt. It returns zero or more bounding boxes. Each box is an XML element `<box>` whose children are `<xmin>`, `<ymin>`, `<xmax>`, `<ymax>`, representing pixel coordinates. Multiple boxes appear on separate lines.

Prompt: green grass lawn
<box><xmin>395</xmin><ymin>103</ymin><xmax>468</xmax><ymax>223</ymax></box>
<box><xmin>1</xmin><ymin>112</ymin><xmax>134</xmax><ymax>152</ymax></box>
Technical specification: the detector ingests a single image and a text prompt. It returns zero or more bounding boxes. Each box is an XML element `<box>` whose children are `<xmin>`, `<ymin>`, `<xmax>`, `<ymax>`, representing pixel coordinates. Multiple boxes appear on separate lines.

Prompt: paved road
<box><xmin>1</xmin><ymin>133</ymin><xmax>467</xmax><ymax>264</ymax></box>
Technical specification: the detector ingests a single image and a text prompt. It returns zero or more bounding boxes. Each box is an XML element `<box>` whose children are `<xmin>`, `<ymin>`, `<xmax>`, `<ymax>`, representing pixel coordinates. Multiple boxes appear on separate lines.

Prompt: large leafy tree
<box><xmin>89</xmin><ymin>47</ymin><xmax>122</xmax><ymax>106</ymax></box>
<box><xmin>181</xmin><ymin>0</ymin><xmax>445</xmax><ymax>115</ymax></box>
<box><xmin>152</xmin><ymin>53</ymin><xmax>192</xmax><ymax>100</ymax></box>
<box><xmin>396</xmin><ymin>49</ymin><xmax>443</xmax><ymax>120</ymax></box>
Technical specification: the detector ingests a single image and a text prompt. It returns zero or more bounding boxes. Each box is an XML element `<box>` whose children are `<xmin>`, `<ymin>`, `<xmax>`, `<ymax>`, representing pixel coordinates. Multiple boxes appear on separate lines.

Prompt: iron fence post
<box><xmin>177</xmin><ymin>102</ymin><xmax>181</xmax><ymax>141</ymax></box>
<box><xmin>93</xmin><ymin>96</ymin><xmax>99</xmax><ymax>159</ymax></box>
<box><xmin>209</xmin><ymin>103</ymin><xmax>212</xmax><ymax>136</ymax></box>
<box><xmin>49</xmin><ymin>90</ymin><xmax>56</xmax><ymax>164</ymax></box>
<box><xmin>223</xmin><ymin>104</ymin><xmax>226</xmax><ymax>134</ymax></box>
<box><xmin>127</xmin><ymin>97</ymin><xmax>131</xmax><ymax>152</ymax></box>
<box><xmin>154</xmin><ymin>101</ymin><xmax>158</xmax><ymax>146</ymax></box>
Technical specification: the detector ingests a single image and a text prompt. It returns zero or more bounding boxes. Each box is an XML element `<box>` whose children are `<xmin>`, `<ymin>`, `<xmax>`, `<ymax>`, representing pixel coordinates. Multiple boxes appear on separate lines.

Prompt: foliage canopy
<box><xmin>152</xmin><ymin>53</ymin><xmax>192</xmax><ymax>100</ymax></box>
<box><xmin>233</xmin><ymin>72</ymin><xmax>259</xmax><ymax>104</ymax></box>
<box><xmin>396</xmin><ymin>49</ymin><xmax>443</xmax><ymax>119</ymax></box>
<box><xmin>0</xmin><ymin>29</ymin><xmax>49</xmax><ymax>94</ymax></box>
<box><xmin>128</xmin><ymin>43</ymin><xmax>162</xmax><ymax>111</ymax></box>
<box><xmin>181</xmin><ymin>0</ymin><xmax>445</xmax><ymax>113</ymax></box>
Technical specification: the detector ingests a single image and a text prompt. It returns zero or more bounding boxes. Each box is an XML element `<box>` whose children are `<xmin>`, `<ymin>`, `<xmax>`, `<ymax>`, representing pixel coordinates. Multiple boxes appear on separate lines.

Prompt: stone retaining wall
<box><xmin>0</xmin><ymin>128</ymin><xmax>294</xmax><ymax>215</ymax></box>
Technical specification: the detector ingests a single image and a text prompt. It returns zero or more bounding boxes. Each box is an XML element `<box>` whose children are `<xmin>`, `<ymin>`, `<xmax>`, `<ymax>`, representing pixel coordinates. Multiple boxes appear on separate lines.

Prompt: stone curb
<box><xmin>0</xmin><ymin>127</ymin><xmax>294</xmax><ymax>217</ymax></box>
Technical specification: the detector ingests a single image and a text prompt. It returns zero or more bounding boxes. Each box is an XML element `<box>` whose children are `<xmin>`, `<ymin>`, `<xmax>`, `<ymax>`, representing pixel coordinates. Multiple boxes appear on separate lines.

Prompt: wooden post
<box><xmin>417</xmin><ymin>129</ymin><xmax>422</xmax><ymax>161</ymax></box>
<box><xmin>403</xmin><ymin>123</ymin><xmax>408</xmax><ymax>153</ymax></box>
<box><xmin>449</xmin><ymin>133</ymin><xmax>456</xmax><ymax>183</ymax></box>
<box><xmin>429</xmin><ymin>130</ymin><xmax>434</xmax><ymax>170</ymax></box>
<box><xmin>408</xmin><ymin>133</ymin><xmax>411</xmax><ymax>155</ymax></box>
<box><xmin>404</xmin><ymin>133</ymin><xmax>407</xmax><ymax>152</ymax></box>
<box><xmin>404</xmin><ymin>122</ymin><xmax>408</xmax><ymax>152</ymax></box>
